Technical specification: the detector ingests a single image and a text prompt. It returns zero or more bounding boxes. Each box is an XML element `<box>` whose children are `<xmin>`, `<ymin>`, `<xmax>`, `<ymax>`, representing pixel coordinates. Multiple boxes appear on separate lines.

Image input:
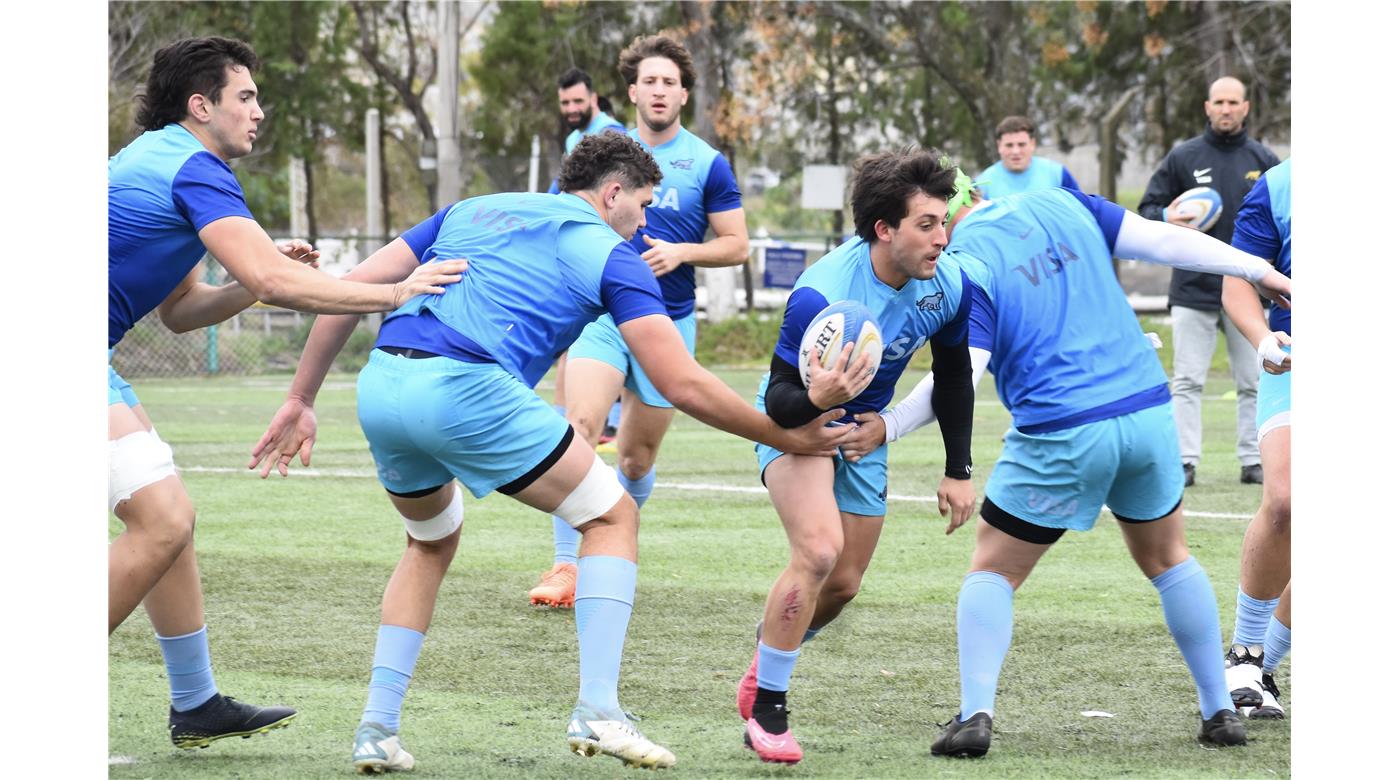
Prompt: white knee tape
<box><xmin>402</xmin><ymin>483</ymin><xmax>464</xmax><ymax>541</ymax></box>
<box><xmin>553</xmin><ymin>456</ymin><xmax>626</xmax><ymax>528</ymax></box>
<box><xmin>109</xmin><ymin>430</ymin><xmax>176</xmax><ymax>512</ymax></box>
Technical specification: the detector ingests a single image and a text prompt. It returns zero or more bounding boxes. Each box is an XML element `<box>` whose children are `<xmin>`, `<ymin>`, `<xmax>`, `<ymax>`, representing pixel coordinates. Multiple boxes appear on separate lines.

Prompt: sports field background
<box><xmin>109</xmin><ymin>362</ymin><xmax>1289</xmax><ymax>778</ymax></box>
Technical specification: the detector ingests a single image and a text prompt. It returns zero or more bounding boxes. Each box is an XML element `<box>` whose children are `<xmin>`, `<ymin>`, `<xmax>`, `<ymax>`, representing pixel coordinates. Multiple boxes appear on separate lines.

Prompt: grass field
<box><xmin>109</xmin><ymin>364</ymin><xmax>1289</xmax><ymax>779</ymax></box>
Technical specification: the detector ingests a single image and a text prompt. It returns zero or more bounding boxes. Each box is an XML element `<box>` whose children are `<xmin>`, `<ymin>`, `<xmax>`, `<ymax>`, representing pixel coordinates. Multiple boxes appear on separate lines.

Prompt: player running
<box><xmin>1221</xmin><ymin>158</ymin><xmax>1292</xmax><ymax>719</ymax></box>
<box><xmin>109</xmin><ymin>36</ymin><xmax>463</xmax><ymax>750</ymax></box>
<box><xmin>873</xmin><ymin>184</ymin><xmax>1290</xmax><ymax>757</ymax></box>
<box><xmin>249</xmin><ymin>133</ymin><xmax>854</xmax><ymax>773</ymax></box>
<box><xmin>734</xmin><ymin>149</ymin><xmax>979</xmax><ymax>764</ymax></box>
<box><xmin>528</xmin><ymin>34</ymin><xmax>750</xmax><ymax>609</ymax></box>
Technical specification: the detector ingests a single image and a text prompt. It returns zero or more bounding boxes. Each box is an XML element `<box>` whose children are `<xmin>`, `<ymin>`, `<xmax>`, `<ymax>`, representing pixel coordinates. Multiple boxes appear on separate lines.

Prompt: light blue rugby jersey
<box><xmin>762</xmin><ymin>236</ymin><xmax>971</xmax><ymax>422</ymax></box>
<box><xmin>108</xmin><ymin>124</ymin><xmax>254</xmax><ymax>347</ymax></box>
<box><xmin>950</xmin><ymin>188</ymin><xmax>1169</xmax><ymax>433</ymax></box>
<box><xmin>1231</xmin><ymin>158</ymin><xmax>1291</xmax><ymax>335</ymax></box>
<box><xmin>627</xmin><ymin>126</ymin><xmax>743</xmax><ymax>319</ymax></box>
<box><xmin>976</xmin><ymin>157</ymin><xmax>1080</xmax><ymax>200</ymax></box>
<box><xmin>376</xmin><ymin>192</ymin><xmax>666</xmax><ymax>387</ymax></box>
<box><xmin>565</xmin><ymin>111</ymin><xmax>625</xmax><ymax>153</ymax></box>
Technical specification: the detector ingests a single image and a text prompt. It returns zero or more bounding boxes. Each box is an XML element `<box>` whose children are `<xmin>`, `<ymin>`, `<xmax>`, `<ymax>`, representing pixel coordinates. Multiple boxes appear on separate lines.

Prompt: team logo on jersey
<box><xmin>1245</xmin><ymin>169</ymin><xmax>1262</xmax><ymax>182</ymax></box>
<box><xmin>916</xmin><ymin>293</ymin><xmax>944</xmax><ymax>312</ymax></box>
<box><xmin>670</xmin><ymin>158</ymin><xmax>694</xmax><ymax>170</ymax></box>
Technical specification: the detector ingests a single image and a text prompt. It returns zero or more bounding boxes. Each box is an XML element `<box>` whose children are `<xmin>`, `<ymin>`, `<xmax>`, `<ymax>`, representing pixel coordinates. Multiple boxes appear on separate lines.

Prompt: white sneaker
<box><xmin>353</xmin><ymin>722</ymin><xmax>416</xmax><ymax>774</ymax></box>
<box><xmin>1224</xmin><ymin>644</ymin><xmax>1264</xmax><ymax>709</ymax></box>
<box><xmin>1250</xmin><ymin>673</ymin><xmax>1285</xmax><ymax>719</ymax></box>
<box><xmin>566</xmin><ymin>703</ymin><xmax>676</xmax><ymax>769</ymax></box>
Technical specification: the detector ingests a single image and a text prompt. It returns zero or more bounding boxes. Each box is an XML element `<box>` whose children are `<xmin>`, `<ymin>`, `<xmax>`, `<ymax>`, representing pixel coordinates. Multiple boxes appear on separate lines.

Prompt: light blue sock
<box><xmin>756</xmin><ymin>641</ymin><xmax>801</xmax><ymax>692</ymax></box>
<box><xmin>957</xmin><ymin>571</ymin><xmax>1014</xmax><ymax>719</ymax></box>
<box><xmin>1262</xmin><ymin>616</ymin><xmax>1292</xmax><ymax>673</ymax></box>
<box><xmin>802</xmin><ymin>627</ymin><xmax>821</xmax><ymax>644</ymax></box>
<box><xmin>575</xmin><ymin>556</ymin><xmax>637</xmax><ymax>712</ymax></box>
<box><xmin>361</xmin><ymin>624</ymin><xmax>425</xmax><ymax>732</ymax></box>
<box><xmin>1231</xmin><ymin>586</ymin><xmax>1280</xmax><ymax>647</ymax></box>
<box><xmin>552</xmin><ymin>516</ymin><xmax>580</xmax><ymax>565</ymax></box>
<box><xmin>157</xmin><ymin>625</ymin><xmax>219</xmax><ymax>712</ymax></box>
<box><xmin>617</xmin><ymin>466</ymin><xmax>655</xmax><ymax>512</ymax></box>
<box><xmin>606</xmin><ymin>401</ymin><xmax>622</xmax><ymax>428</ymax></box>
<box><xmin>1151</xmin><ymin>557</ymin><xmax>1234</xmax><ymax>719</ymax></box>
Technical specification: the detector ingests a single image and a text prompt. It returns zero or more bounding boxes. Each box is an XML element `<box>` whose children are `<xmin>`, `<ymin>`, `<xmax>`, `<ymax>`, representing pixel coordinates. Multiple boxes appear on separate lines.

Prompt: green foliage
<box><xmin>694</xmin><ymin>312</ymin><xmax>783</xmax><ymax>366</ymax></box>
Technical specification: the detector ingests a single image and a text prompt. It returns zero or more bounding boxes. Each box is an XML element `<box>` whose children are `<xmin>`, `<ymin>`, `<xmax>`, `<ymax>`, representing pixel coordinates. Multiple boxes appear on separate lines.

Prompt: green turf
<box><xmin>110</xmin><ymin>367</ymin><xmax>1288</xmax><ymax>778</ymax></box>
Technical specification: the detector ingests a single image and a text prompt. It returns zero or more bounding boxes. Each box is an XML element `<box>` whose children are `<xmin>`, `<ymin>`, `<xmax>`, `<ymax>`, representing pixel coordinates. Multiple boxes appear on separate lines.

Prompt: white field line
<box><xmin>177</xmin><ymin>466</ymin><xmax>1251</xmax><ymax>520</ymax></box>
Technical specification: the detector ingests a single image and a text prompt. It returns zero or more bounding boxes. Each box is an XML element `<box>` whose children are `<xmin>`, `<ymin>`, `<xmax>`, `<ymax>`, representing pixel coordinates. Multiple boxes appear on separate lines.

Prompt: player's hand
<box><xmin>1164</xmin><ymin>195</ymin><xmax>1197</xmax><ymax>229</ymax></box>
<box><xmin>841</xmin><ymin>411</ymin><xmax>886</xmax><ymax>463</ymax></box>
<box><xmin>278</xmin><ymin>239</ymin><xmax>321</xmax><ymax>268</ymax></box>
<box><xmin>640</xmin><ymin>234</ymin><xmax>686</xmax><ymax>276</ymax></box>
<box><xmin>1255</xmin><ymin>268</ymin><xmax>1291</xmax><ymax>311</ymax></box>
<box><xmin>249</xmin><ymin>398</ymin><xmax>318</xmax><ymax>478</ymax></box>
<box><xmin>1258</xmin><ymin>331</ymin><xmax>1291</xmax><ymax>375</ymax></box>
<box><xmin>778</xmin><ymin>408</ymin><xmax>854</xmax><ymax>457</ymax></box>
<box><xmin>391</xmin><ymin>258</ymin><xmax>469</xmax><ymax>308</ymax></box>
<box><xmin>937</xmin><ymin>476</ymin><xmax>976</xmax><ymax>535</ymax></box>
<box><xmin>806</xmin><ymin>343</ymin><xmax>873</xmax><ymax>409</ymax></box>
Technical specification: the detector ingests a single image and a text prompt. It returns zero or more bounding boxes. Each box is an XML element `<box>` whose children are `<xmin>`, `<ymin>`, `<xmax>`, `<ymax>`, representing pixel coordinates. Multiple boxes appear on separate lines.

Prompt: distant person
<box><xmin>975</xmin><ymin>115</ymin><xmax>1079</xmax><ymax>198</ymax></box>
<box><xmin>108</xmin><ymin>36</ymin><xmax>464</xmax><ymax>751</ymax></box>
<box><xmin>1138</xmin><ymin>76</ymin><xmax>1280</xmax><ymax>487</ymax></box>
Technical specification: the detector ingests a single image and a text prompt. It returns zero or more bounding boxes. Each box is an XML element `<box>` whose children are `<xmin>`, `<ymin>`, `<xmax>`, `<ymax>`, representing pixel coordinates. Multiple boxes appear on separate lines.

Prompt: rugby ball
<box><xmin>797</xmin><ymin>300</ymin><xmax>883</xmax><ymax>390</ymax></box>
<box><xmin>1173</xmin><ymin>186</ymin><xmax>1223</xmax><ymax>232</ymax></box>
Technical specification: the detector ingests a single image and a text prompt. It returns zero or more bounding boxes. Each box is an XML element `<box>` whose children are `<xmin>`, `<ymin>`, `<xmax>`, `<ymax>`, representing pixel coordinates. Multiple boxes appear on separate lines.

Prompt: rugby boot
<box><xmin>352</xmin><ymin>721</ymin><xmax>415</xmax><ymax>774</ymax></box>
<box><xmin>736</xmin><ymin>649</ymin><xmax>759</xmax><ymax>721</ymax></box>
<box><xmin>743</xmin><ymin>715</ymin><xmax>802</xmax><ymax>764</ymax></box>
<box><xmin>1224</xmin><ymin>644</ymin><xmax>1265</xmax><ymax>708</ymax></box>
<box><xmin>528</xmin><ymin>562</ymin><xmax>578</xmax><ymax>608</ymax></box>
<box><xmin>566</xmin><ymin>703</ymin><xmax>676</xmax><ymax>769</ymax></box>
<box><xmin>1250</xmin><ymin>673</ymin><xmax>1285</xmax><ymax>720</ymax></box>
<box><xmin>1199</xmin><ymin>708</ymin><xmax>1248</xmax><ymax>746</ymax></box>
<box><xmin>169</xmin><ymin>693</ymin><xmax>296</xmax><ymax>749</ymax></box>
<box><xmin>930</xmin><ymin>712</ymin><xmax>993</xmax><ymax>758</ymax></box>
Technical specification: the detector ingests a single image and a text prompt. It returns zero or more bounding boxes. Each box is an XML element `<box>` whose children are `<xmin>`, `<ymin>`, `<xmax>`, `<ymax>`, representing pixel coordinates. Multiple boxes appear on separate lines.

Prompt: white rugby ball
<box><xmin>797</xmin><ymin>300</ymin><xmax>883</xmax><ymax>391</ymax></box>
<box><xmin>1174</xmin><ymin>186</ymin><xmax>1223</xmax><ymax>232</ymax></box>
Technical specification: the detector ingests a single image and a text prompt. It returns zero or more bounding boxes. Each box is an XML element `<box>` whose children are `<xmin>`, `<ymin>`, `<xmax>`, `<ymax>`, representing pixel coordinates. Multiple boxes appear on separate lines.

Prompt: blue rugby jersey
<box><xmin>627</xmin><ymin>126</ymin><xmax>743</xmax><ymax>318</ymax></box>
<box><xmin>1231</xmin><ymin>158</ymin><xmax>1291</xmax><ymax>335</ymax></box>
<box><xmin>108</xmin><ymin>124</ymin><xmax>255</xmax><ymax>347</ymax></box>
<box><xmin>760</xmin><ymin>236</ymin><xmax>970</xmax><ymax>422</ymax></box>
<box><xmin>565</xmin><ymin>111</ymin><xmax>625</xmax><ymax>154</ymax></box>
<box><xmin>950</xmin><ymin>188</ymin><xmax>1169</xmax><ymax>433</ymax></box>
<box><xmin>976</xmin><ymin>157</ymin><xmax>1080</xmax><ymax>200</ymax></box>
<box><xmin>376</xmin><ymin>192</ymin><xmax>666</xmax><ymax>387</ymax></box>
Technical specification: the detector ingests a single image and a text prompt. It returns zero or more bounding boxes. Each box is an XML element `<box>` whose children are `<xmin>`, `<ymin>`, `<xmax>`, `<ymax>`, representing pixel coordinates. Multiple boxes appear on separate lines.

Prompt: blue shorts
<box><xmin>568</xmin><ymin>312</ymin><xmax>697</xmax><ymax>408</ymax></box>
<box><xmin>753</xmin><ymin>376</ymin><xmax>888</xmax><ymax>517</ymax></box>
<box><xmin>985</xmin><ymin>402</ymin><xmax>1183</xmax><ymax>532</ymax></box>
<box><xmin>356</xmin><ymin>349</ymin><xmax>570</xmax><ymax>498</ymax></box>
<box><xmin>1256</xmin><ymin>348</ymin><xmax>1291</xmax><ymax>440</ymax></box>
<box><xmin>108</xmin><ymin>349</ymin><xmax>140</xmax><ymax>407</ymax></box>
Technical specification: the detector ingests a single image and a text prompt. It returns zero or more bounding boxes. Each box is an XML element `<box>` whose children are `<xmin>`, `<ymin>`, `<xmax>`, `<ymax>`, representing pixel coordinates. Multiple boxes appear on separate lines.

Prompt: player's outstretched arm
<box><xmin>1113</xmin><ymin>210</ymin><xmax>1291</xmax><ymax>308</ymax></box>
<box><xmin>620</xmin><ymin>313</ymin><xmax>855</xmax><ymax>456</ymax></box>
<box><xmin>249</xmin><ymin>239</ymin><xmax>465</xmax><ymax>478</ymax></box>
<box><xmin>201</xmin><ymin>216</ymin><xmax>466</xmax><ymax>314</ymax></box>
<box><xmin>156</xmin><ymin>239</ymin><xmax>322</xmax><ymax>333</ymax></box>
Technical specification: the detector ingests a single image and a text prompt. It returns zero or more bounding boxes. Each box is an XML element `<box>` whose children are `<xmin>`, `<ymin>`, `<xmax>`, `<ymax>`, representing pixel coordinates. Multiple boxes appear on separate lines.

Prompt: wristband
<box><xmin>945</xmin><ymin>464</ymin><xmax>973</xmax><ymax>480</ymax></box>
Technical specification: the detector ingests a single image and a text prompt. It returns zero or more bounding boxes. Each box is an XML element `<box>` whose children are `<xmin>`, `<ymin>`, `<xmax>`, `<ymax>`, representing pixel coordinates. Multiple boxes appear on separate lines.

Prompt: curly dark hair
<box><xmin>558</xmin><ymin>133</ymin><xmax>662</xmax><ymax>193</ymax></box>
<box><xmin>618</xmin><ymin>34</ymin><xmax>696</xmax><ymax>90</ymax></box>
<box><xmin>850</xmin><ymin>147</ymin><xmax>958</xmax><ymax>243</ymax></box>
<box><xmin>135</xmin><ymin>37</ymin><xmax>259</xmax><ymax>132</ymax></box>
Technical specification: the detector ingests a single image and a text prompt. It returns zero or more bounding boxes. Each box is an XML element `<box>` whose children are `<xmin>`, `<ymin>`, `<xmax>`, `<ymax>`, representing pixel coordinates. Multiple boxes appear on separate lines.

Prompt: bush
<box><xmin>695</xmin><ymin>312</ymin><xmax>783</xmax><ymax>367</ymax></box>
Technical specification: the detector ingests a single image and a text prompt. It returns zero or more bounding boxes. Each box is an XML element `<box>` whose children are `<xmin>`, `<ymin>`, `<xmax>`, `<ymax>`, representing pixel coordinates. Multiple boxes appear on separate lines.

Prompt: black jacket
<box><xmin>1138</xmin><ymin>122</ymin><xmax>1280</xmax><ymax>310</ymax></box>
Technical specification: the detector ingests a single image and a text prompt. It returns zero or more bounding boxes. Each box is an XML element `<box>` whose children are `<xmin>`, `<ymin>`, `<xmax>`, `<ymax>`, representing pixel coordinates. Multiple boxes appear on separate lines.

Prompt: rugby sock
<box><xmin>1151</xmin><ymin>557</ymin><xmax>1234</xmax><ymax>718</ymax></box>
<box><xmin>361</xmin><ymin>624</ymin><xmax>425</xmax><ymax>732</ymax></box>
<box><xmin>575</xmin><ymin>555</ymin><xmax>636</xmax><ymax>712</ymax></box>
<box><xmin>957</xmin><ymin>571</ymin><xmax>1014</xmax><ymax>719</ymax></box>
<box><xmin>1231</xmin><ymin>586</ymin><xmax>1280</xmax><ymax>647</ymax></box>
<box><xmin>1262</xmin><ymin>615</ymin><xmax>1292</xmax><ymax>674</ymax></box>
<box><xmin>617</xmin><ymin>466</ymin><xmax>655</xmax><ymax>511</ymax></box>
<box><xmin>157</xmin><ymin>625</ymin><xmax>219</xmax><ymax>712</ymax></box>
<box><xmin>551</xmin><ymin>516</ymin><xmax>580</xmax><ymax>565</ymax></box>
<box><xmin>802</xmin><ymin>627</ymin><xmax>821</xmax><ymax>644</ymax></box>
<box><xmin>756</xmin><ymin>641</ymin><xmax>801</xmax><ymax>691</ymax></box>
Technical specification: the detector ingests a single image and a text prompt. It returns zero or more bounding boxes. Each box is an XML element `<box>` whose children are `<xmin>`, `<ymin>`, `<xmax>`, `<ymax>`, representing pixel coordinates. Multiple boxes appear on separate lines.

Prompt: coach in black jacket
<box><xmin>1138</xmin><ymin>76</ymin><xmax>1280</xmax><ymax>488</ymax></box>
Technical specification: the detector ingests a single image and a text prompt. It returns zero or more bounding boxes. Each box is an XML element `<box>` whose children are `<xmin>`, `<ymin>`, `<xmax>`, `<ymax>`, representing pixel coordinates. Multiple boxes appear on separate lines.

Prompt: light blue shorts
<box><xmin>568</xmin><ymin>312</ymin><xmax>697</xmax><ymax>408</ymax></box>
<box><xmin>1256</xmin><ymin>347</ymin><xmax>1291</xmax><ymax>439</ymax></box>
<box><xmin>985</xmin><ymin>403</ymin><xmax>1184</xmax><ymax>532</ymax></box>
<box><xmin>108</xmin><ymin>349</ymin><xmax>140</xmax><ymax>407</ymax></box>
<box><xmin>356</xmin><ymin>349</ymin><xmax>570</xmax><ymax>498</ymax></box>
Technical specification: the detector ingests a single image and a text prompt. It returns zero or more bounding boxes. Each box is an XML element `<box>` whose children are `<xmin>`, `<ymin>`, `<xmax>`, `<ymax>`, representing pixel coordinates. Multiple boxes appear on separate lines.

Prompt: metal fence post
<box><xmin>204</xmin><ymin>257</ymin><xmax>219</xmax><ymax>374</ymax></box>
